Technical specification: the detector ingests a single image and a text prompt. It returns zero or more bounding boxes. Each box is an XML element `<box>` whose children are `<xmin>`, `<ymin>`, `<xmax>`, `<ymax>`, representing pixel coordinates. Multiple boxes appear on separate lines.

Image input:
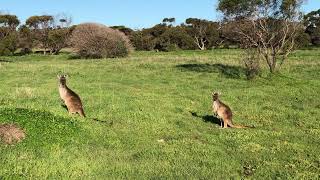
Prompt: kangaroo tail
<box><xmin>228</xmin><ymin>122</ymin><xmax>252</xmax><ymax>128</ymax></box>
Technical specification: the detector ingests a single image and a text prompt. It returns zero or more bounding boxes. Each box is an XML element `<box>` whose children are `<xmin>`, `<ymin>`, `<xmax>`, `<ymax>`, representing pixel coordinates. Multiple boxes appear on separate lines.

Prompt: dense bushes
<box><xmin>158</xmin><ymin>27</ymin><xmax>196</xmax><ymax>51</ymax></box>
<box><xmin>0</xmin><ymin>32</ymin><xmax>18</xmax><ymax>55</ymax></box>
<box><xmin>130</xmin><ymin>32</ymin><xmax>155</xmax><ymax>51</ymax></box>
<box><xmin>295</xmin><ymin>31</ymin><xmax>311</xmax><ymax>48</ymax></box>
<box><xmin>70</xmin><ymin>23</ymin><xmax>132</xmax><ymax>58</ymax></box>
<box><xmin>129</xmin><ymin>19</ymin><xmax>221</xmax><ymax>51</ymax></box>
<box><xmin>0</xmin><ymin>14</ymin><xmax>19</xmax><ymax>55</ymax></box>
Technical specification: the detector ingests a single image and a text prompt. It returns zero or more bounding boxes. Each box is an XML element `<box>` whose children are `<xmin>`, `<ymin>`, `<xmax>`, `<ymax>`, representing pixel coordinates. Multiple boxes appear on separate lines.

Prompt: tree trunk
<box><xmin>268</xmin><ymin>54</ymin><xmax>277</xmax><ymax>73</ymax></box>
<box><xmin>194</xmin><ymin>36</ymin><xmax>207</xmax><ymax>50</ymax></box>
<box><xmin>200</xmin><ymin>46</ymin><xmax>206</xmax><ymax>50</ymax></box>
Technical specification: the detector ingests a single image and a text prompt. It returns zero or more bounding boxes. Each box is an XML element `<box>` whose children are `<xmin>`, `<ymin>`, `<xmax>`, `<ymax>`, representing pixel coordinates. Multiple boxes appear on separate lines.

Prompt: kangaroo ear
<box><xmin>57</xmin><ymin>75</ymin><xmax>61</xmax><ymax>79</ymax></box>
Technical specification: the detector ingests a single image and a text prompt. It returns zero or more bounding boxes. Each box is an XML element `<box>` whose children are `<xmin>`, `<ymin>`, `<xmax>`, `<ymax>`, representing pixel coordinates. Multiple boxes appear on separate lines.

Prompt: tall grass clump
<box><xmin>70</xmin><ymin>23</ymin><xmax>132</xmax><ymax>58</ymax></box>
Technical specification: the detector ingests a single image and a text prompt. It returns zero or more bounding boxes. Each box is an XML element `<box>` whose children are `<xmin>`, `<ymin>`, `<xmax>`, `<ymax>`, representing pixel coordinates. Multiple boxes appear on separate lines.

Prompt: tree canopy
<box><xmin>26</xmin><ymin>15</ymin><xmax>54</xmax><ymax>29</ymax></box>
<box><xmin>218</xmin><ymin>0</ymin><xmax>304</xmax><ymax>20</ymax></box>
<box><xmin>0</xmin><ymin>14</ymin><xmax>20</xmax><ymax>29</ymax></box>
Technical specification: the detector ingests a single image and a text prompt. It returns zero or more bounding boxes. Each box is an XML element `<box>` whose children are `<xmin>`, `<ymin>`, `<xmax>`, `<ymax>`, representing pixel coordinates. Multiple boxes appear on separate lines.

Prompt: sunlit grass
<box><xmin>0</xmin><ymin>49</ymin><xmax>319</xmax><ymax>178</ymax></box>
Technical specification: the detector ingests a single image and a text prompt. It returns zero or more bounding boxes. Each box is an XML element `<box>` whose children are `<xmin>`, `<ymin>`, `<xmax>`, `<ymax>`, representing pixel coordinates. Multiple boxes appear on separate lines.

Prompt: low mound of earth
<box><xmin>0</xmin><ymin>123</ymin><xmax>25</xmax><ymax>144</ymax></box>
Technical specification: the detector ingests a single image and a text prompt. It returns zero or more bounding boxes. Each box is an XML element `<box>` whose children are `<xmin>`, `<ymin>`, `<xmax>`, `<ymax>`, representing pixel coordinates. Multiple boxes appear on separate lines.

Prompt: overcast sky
<box><xmin>1</xmin><ymin>0</ymin><xmax>319</xmax><ymax>29</ymax></box>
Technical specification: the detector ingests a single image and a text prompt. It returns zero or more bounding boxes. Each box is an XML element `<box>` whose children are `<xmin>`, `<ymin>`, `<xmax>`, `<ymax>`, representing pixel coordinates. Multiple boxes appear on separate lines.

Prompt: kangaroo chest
<box><xmin>212</xmin><ymin>100</ymin><xmax>220</xmax><ymax>114</ymax></box>
<box><xmin>59</xmin><ymin>86</ymin><xmax>68</xmax><ymax>100</ymax></box>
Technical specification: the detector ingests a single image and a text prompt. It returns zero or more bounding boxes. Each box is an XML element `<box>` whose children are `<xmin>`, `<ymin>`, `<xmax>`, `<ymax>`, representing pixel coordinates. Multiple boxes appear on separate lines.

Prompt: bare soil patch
<box><xmin>0</xmin><ymin>123</ymin><xmax>25</xmax><ymax>145</ymax></box>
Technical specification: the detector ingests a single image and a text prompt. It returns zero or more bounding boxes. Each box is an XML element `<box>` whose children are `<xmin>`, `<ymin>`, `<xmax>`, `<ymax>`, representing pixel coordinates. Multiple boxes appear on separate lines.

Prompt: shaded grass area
<box><xmin>176</xmin><ymin>63</ymin><xmax>245</xmax><ymax>79</ymax></box>
<box><xmin>0</xmin><ymin>49</ymin><xmax>319</xmax><ymax>178</ymax></box>
<box><xmin>0</xmin><ymin>108</ymin><xmax>82</xmax><ymax>146</ymax></box>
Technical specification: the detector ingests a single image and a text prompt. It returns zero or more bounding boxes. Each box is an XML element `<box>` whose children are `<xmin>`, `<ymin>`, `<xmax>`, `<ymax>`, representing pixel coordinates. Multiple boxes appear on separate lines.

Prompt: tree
<box><xmin>26</xmin><ymin>15</ymin><xmax>54</xmax><ymax>54</ymax></box>
<box><xmin>144</xmin><ymin>24</ymin><xmax>169</xmax><ymax>51</ymax></box>
<box><xmin>162</xmin><ymin>17</ymin><xmax>176</xmax><ymax>26</ymax></box>
<box><xmin>0</xmin><ymin>14</ymin><xmax>20</xmax><ymax>55</ymax></box>
<box><xmin>18</xmin><ymin>25</ymin><xmax>33</xmax><ymax>54</ymax></box>
<box><xmin>156</xmin><ymin>26</ymin><xmax>196</xmax><ymax>51</ymax></box>
<box><xmin>129</xmin><ymin>23</ymin><xmax>169</xmax><ymax>51</ymax></box>
<box><xmin>218</xmin><ymin>0</ymin><xmax>304</xmax><ymax>73</ymax></box>
<box><xmin>185</xmin><ymin>18</ymin><xmax>220</xmax><ymax>50</ymax></box>
<box><xmin>146</xmin><ymin>23</ymin><xmax>168</xmax><ymax>37</ymax></box>
<box><xmin>26</xmin><ymin>15</ymin><xmax>54</xmax><ymax>30</ymax></box>
<box><xmin>220</xmin><ymin>20</ymin><xmax>241</xmax><ymax>48</ymax></box>
<box><xmin>46</xmin><ymin>15</ymin><xmax>73</xmax><ymax>54</ymax></box>
<box><xmin>304</xmin><ymin>9</ymin><xmax>320</xmax><ymax>46</ymax></box>
<box><xmin>0</xmin><ymin>14</ymin><xmax>19</xmax><ymax>30</ymax></box>
<box><xmin>47</xmin><ymin>27</ymin><xmax>72</xmax><ymax>54</ymax></box>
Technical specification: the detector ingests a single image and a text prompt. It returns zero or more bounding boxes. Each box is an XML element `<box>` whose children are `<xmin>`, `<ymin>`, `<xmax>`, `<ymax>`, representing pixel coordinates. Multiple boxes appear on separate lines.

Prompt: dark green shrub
<box><xmin>0</xmin><ymin>45</ymin><xmax>11</xmax><ymax>56</ymax></box>
<box><xmin>156</xmin><ymin>27</ymin><xmax>196</xmax><ymax>51</ymax></box>
<box><xmin>0</xmin><ymin>32</ymin><xmax>18</xmax><ymax>56</ymax></box>
<box><xmin>295</xmin><ymin>31</ymin><xmax>311</xmax><ymax>48</ymax></box>
<box><xmin>130</xmin><ymin>31</ymin><xmax>155</xmax><ymax>51</ymax></box>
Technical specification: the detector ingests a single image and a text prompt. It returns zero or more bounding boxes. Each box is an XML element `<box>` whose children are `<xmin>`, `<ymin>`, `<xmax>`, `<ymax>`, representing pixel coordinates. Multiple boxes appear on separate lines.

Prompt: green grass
<box><xmin>0</xmin><ymin>49</ymin><xmax>319</xmax><ymax>179</ymax></box>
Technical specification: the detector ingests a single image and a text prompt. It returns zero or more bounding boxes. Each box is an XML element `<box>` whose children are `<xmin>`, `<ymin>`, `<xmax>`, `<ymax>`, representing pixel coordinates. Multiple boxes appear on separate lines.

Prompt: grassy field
<box><xmin>0</xmin><ymin>49</ymin><xmax>319</xmax><ymax>179</ymax></box>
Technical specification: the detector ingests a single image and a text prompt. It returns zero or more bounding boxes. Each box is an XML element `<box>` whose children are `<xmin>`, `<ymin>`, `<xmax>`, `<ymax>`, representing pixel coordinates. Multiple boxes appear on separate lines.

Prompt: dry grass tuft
<box><xmin>0</xmin><ymin>123</ymin><xmax>26</xmax><ymax>145</ymax></box>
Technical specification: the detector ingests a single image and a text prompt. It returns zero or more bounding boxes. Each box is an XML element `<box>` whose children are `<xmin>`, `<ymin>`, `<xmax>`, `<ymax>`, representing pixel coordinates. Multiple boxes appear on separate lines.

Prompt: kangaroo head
<box><xmin>212</xmin><ymin>92</ymin><xmax>220</xmax><ymax>101</ymax></box>
<box><xmin>57</xmin><ymin>74</ymin><xmax>68</xmax><ymax>86</ymax></box>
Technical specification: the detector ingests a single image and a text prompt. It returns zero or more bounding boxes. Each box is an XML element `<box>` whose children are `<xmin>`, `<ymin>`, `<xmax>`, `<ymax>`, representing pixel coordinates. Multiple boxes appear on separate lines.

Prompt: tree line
<box><xmin>0</xmin><ymin>8</ymin><xmax>319</xmax><ymax>56</ymax></box>
<box><xmin>0</xmin><ymin>14</ymin><xmax>73</xmax><ymax>55</ymax></box>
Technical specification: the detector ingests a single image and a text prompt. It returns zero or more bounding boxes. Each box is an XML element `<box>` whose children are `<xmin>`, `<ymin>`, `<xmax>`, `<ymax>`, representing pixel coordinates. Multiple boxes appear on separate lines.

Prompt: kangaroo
<box><xmin>212</xmin><ymin>92</ymin><xmax>248</xmax><ymax>128</ymax></box>
<box><xmin>58</xmin><ymin>75</ymin><xmax>85</xmax><ymax>117</ymax></box>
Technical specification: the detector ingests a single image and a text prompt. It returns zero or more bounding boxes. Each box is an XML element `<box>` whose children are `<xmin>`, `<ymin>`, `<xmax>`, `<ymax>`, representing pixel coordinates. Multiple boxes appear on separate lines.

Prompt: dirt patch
<box><xmin>0</xmin><ymin>123</ymin><xmax>26</xmax><ymax>145</ymax></box>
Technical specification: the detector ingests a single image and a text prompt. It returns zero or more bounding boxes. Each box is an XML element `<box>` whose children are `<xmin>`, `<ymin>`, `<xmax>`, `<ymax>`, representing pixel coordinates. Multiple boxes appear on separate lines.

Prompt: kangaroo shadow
<box><xmin>0</xmin><ymin>107</ymin><xmax>83</xmax><ymax>146</ymax></box>
<box><xmin>60</xmin><ymin>102</ymin><xmax>111</xmax><ymax>125</ymax></box>
<box><xmin>190</xmin><ymin>111</ymin><xmax>221</xmax><ymax>126</ymax></box>
<box><xmin>176</xmin><ymin>63</ymin><xmax>244</xmax><ymax>79</ymax></box>
<box><xmin>67</xmin><ymin>54</ymin><xmax>102</xmax><ymax>61</ymax></box>
<box><xmin>61</xmin><ymin>104</ymin><xmax>68</xmax><ymax>111</ymax></box>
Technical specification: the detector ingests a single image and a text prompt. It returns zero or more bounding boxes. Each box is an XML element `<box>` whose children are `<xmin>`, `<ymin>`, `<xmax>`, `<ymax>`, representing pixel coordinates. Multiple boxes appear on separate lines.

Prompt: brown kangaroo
<box><xmin>58</xmin><ymin>75</ymin><xmax>85</xmax><ymax>117</ymax></box>
<box><xmin>212</xmin><ymin>92</ymin><xmax>248</xmax><ymax>128</ymax></box>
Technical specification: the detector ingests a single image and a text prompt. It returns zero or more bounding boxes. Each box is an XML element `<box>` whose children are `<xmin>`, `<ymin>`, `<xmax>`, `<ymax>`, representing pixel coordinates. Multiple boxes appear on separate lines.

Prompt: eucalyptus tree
<box><xmin>218</xmin><ymin>0</ymin><xmax>304</xmax><ymax>73</ymax></box>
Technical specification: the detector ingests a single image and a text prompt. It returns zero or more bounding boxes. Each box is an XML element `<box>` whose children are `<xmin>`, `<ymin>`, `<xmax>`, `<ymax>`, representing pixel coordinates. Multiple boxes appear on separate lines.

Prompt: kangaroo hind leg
<box><xmin>223</xmin><ymin>119</ymin><xmax>229</xmax><ymax>128</ymax></box>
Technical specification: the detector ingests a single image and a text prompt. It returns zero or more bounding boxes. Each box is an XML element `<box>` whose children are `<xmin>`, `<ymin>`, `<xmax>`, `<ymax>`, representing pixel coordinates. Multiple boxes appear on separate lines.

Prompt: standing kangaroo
<box><xmin>58</xmin><ymin>75</ymin><xmax>86</xmax><ymax>117</ymax></box>
<box><xmin>212</xmin><ymin>92</ymin><xmax>248</xmax><ymax>128</ymax></box>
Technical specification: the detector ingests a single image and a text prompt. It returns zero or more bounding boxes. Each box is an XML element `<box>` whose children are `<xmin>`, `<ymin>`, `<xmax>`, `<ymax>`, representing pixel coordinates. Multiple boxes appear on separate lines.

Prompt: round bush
<box><xmin>70</xmin><ymin>23</ymin><xmax>132</xmax><ymax>58</ymax></box>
